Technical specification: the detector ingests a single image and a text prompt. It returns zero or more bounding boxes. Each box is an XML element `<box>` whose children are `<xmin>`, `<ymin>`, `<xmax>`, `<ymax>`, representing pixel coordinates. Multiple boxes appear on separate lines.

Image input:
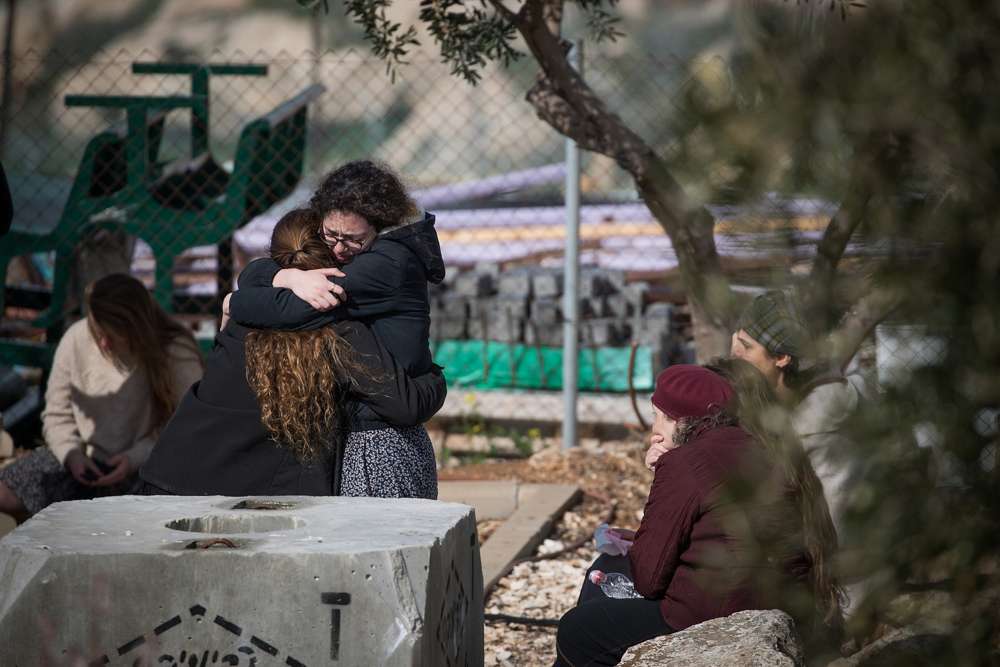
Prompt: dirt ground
<box><xmin>440</xmin><ymin>439</ymin><xmax>653</xmax><ymax>667</ymax></box>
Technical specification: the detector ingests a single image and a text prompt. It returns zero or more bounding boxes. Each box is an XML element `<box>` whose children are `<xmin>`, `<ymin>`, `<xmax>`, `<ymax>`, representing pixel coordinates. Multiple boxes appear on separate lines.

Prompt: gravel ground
<box><xmin>442</xmin><ymin>439</ymin><xmax>653</xmax><ymax>667</ymax></box>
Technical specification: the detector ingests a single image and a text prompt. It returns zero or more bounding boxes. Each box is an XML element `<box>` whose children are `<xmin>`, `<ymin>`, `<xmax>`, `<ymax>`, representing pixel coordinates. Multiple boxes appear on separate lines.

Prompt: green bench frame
<box><xmin>0</xmin><ymin>63</ymin><xmax>323</xmax><ymax>368</ymax></box>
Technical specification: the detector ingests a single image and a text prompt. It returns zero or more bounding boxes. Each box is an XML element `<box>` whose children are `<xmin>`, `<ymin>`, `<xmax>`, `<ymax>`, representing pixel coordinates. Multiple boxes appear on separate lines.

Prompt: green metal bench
<box><xmin>89</xmin><ymin>82</ymin><xmax>326</xmax><ymax>308</ymax></box>
<box><xmin>0</xmin><ymin>97</ymin><xmax>188</xmax><ymax>368</ymax></box>
<box><xmin>0</xmin><ymin>65</ymin><xmax>323</xmax><ymax>368</ymax></box>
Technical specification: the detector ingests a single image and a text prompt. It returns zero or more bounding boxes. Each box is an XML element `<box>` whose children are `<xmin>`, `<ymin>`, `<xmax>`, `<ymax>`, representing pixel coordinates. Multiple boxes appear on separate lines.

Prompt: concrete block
<box><xmin>524</xmin><ymin>322</ymin><xmax>564</xmax><ymax>347</ymax></box>
<box><xmin>624</xmin><ymin>282</ymin><xmax>649</xmax><ymax>317</ymax></box>
<box><xmin>468</xmin><ymin>315</ymin><xmax>523</xmax><ymax>343</ymax></box>
<box><xmin>431</xmin><ymin>295</ymin><xmax>469</xmax><ymax>340</ymax></box>
<box><xmin>494</xmin><ymin>295</ymin><xmax>528</xmax><ymax>320</ymax></box>
<box><xmin>454</xmin><ymin>271</ymin><xmax>496</xmax><ymax>298</ymax></box>
<box><xmin>471</xmin><ymin>295</ymin><xmax>527</xmax><ymax>321</ymax></box>
<box><xmin>586</xmin><ymin>296</ymin><xmax>610</xmax><ymax>318</ymax></box>
<box><xmin>437</xmin><ymin>294</ymin><xmax>469</xmax><ymax>319</ymax></box>
<box><xmin>531</xmin><ymin>269</ymin><xmax>563</xmax><ymax>299</ymax></box>
<box><xmin>579</xmin><ymin>270</ymin><xmax>616</xmax><ymax>299</ymax></box>
<box><xmin>0</xmin><ymin>496</ymin><xmax>483</xmax><ymax>666</ymax></box>
<box><xmin>468</xmin><ymin>297</ymin><xmax>524</xmax><ymax>342</ymax></box>
<box><xmin>431</xmin><ymin>316</ymin><xmax>467</xmax><ymax>341</ymax></box>
<box><xmin>497</xmin><ymin>268</ymin><xmax>533</xmax><ymax>298</ymax></box>
<box><xmin>634</xmin><ymin>302</ymin><xmax>673</xmax><ymax>344</ymax></box>
<box><xmin>467</xmin><ymin>296</ymin><xmax>493</xmax><ymax>321</ymax></box>
<box><xmin>605</xmin><ymin>294</ymin><xmax>634</xmax><ymax>319</ymax></box>
<box><xmin>581</xmin><ymin>318</ymin><xmax>631</xmax><ymax>347</ymax></box>
<box><xmin>530</xmin><ymin>298</ymin><xmax>562</xmax><ymax>326</ymax></box>
<box><xmin>603</xmin><ymin>270</ymin><xmax>627</xmax><ymax>293</ymax></box>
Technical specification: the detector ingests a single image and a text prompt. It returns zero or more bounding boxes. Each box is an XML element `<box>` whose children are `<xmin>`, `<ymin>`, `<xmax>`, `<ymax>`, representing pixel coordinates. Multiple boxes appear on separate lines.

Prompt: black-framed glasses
<box><xmin>320</xmin><ymin>229</ymin><xmax>367</xmax><ymax>250</ymax></box>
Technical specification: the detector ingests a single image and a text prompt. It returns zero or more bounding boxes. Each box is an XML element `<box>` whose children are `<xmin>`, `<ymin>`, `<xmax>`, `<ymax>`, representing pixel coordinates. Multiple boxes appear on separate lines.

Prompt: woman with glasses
<box><xmin>138</xmin><ymin>208</ymin><xmax>445</xmax><ymax>498</ymax></box>
<box><xmin>226</xmin><ymin>160</ymin><xmax>445</xmax><ymax>499</ymax></box>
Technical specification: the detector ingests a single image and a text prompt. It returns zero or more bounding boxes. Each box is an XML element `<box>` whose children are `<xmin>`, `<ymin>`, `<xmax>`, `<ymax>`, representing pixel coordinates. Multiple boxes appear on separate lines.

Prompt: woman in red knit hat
<box><xmin>554</xmin><ymin>359</ymin><xmax>842</xmax><ymax>666</ymax></box>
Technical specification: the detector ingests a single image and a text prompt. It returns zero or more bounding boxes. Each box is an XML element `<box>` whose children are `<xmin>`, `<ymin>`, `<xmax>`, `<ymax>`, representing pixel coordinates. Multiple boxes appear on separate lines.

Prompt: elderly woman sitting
<box><xmin>554</xmin><ymin>360</ymin><xmax>843</xmax><ymax>666</ymax></box>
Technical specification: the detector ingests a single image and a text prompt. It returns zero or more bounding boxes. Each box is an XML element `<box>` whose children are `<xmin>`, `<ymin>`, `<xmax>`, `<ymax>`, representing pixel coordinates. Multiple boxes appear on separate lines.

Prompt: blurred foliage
<box><xmin>293</xmin><ymin>1</ymin><xmax>1000</xmax><ymax>660</ymax></box>
<box><xmin>679</xmin><ymin>1</ymin><xmax>1000</xmax><ymax>662</ymax></box>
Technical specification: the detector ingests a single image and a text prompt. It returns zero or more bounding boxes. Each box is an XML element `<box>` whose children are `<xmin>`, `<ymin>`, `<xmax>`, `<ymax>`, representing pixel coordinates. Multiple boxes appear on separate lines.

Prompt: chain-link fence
<box><xmin>0</xmin><ymin>47</ymin><xmax>885</xmax><ymax>438</ymax></box>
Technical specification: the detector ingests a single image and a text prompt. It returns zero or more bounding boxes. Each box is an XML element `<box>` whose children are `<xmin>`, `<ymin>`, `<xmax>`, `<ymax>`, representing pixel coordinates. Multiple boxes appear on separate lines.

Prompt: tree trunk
<box><xmin>513</xmin><ymin>2</ymin><xmax>736</xmax><ymax>357</ymax></box>
<box><xmin>635</xmin><ymin>155</ymin><xmax>736</xmax><ymax>359</ymax></box>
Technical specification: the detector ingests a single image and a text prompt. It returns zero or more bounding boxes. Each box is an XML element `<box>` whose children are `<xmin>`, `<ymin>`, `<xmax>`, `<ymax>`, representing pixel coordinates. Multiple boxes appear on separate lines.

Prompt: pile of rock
<box><xmin>431</xmin><ymin>264</ymin><xmax>684</xmax><ymax>365</ymax></box>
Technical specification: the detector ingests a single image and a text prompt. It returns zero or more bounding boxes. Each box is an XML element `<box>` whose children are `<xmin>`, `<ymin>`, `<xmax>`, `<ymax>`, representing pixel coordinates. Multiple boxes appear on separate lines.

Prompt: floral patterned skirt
<box><xmin>340</xmin><ymin>425</ymin><xmax>438</xmax><ymax>500</ymax></box>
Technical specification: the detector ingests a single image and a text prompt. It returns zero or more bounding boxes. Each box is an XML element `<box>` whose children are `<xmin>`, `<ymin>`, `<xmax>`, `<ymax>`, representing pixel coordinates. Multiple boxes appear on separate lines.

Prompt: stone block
<box><xmin>603</xmin><ymin>270</ymin><xmax>627</xmax><ymax>292</ymax></box>
<box><xmin>468</xmin><ymin>308</ymin><xmax>524</xmax><ymax>344</ymax></box>
<box><xmin>532</xmin><ymin>269</ymin><xmax>564</xmax><ymax>299</ymax></box>
<box><xmin>468</xmin><ymin>295</ymin><xmax>524</xmax><ymax>319</ymax></box>
<box><xmin>467</xmin><ymin>297</ymin><xmax>493</xmax><ymax>321</ymax></box>
<box><xmin>580</xmin><ymin>318</ymin><xmax>631</xmax><ymax>347</ymax></box>
<box><xmin>497</xmin><ymin>268</ymin><xmax>533</xmax><ymax>298</ymax></box>
<box><xmin>467</xmin><ymin>297</ymin><xmax>527</xmax><ymax>342</ymax></box>
<box><xmin>605</xmin><ymin>294</ymin><xmax>634</xmax><ymax>319</ymax></box>
<box><xmin>494</xmin><ymin>295</ymin><xmax>529</xmax><ymax>320</ymax></box>
<box><xmin>0</xmin><ymin>496</ymin><xmax>483</xmax><ymax>666</ymax></box>
<box><xmin>431</xmin><ymin>316</ymin><xmax>467</xmax><ymax>341</ymax></box>
<box><xmin>431</xmin><ymin>295</ymin><xmax>469</xmax><ymax>340</ymax></box>
<box><xmin>634</xmin><ymin>302</ymin><xmax>673</xmax><ymax>344</ymax></box>
<box><xmin>454</xmin><ymin>270</ymin><xmax>496</xmax><ymax>298</ymax></box>
<box><xmin>530</xmin><ymin>298</ymin><xmax>562</xmax><ymax>327</ymax></box>
<box><xmin>583</xmin><ymin>296</ymin><xmax>607</xmax><ymax>318</ymax></box>
<box><xmin>436</xmin><ymin>294</ymin><xmax>469</xmax><ymax>319</ymax></box>
<box><xmin>524</xmin><ymin>322</ymin><xmax>564</xmax><ymax>347</ymax></box>
<box><xmin>621</xmin><ymin>281</ymin><xmax>649</xmax><ymax>318</ymax></box>
<box><xmin>620</xmin><ymin>610</ymin><xmax>803</xmax><ymax>667</ymax></box>
<box><xmin>579</xmin><ymin>270</ymin><xmax>616</xmax><ymax>299</ymax></box>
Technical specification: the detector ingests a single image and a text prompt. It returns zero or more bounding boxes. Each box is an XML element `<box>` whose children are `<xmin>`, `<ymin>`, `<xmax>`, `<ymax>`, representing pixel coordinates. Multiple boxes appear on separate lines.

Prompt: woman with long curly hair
<box><xmin>224</xmin><ymin>160</ymin><xmax>445</xmax><ymax>498</ymax></box>
<box><xmin>554</xmin><ymin>359</ymin><xmax>843</xmax><ymax>666</ymax></box>
<box><xmin>0</xmin><ymin>274</ymin><xmax>203</xmax><ymax>520</ymax></box>
<box><xmin>137</xmin><ymin>208</ymin><xmax>445</xmax><ymax>497</ymax></box>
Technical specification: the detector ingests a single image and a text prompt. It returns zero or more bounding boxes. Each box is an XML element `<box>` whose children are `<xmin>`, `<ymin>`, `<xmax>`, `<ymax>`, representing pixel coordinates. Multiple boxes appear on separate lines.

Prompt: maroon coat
<box><xmin>629</xmin><ymin>425</ymin><xmax>799</xmax><ymax>631</ymax></box>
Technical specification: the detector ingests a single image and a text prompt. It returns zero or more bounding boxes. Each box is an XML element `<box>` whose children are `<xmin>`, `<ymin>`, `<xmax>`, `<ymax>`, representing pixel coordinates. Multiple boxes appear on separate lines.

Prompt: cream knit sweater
<box><xmin>43</xmin><ymin>319</ymin><xmax>203</xmax><ymax>470</ymax></box>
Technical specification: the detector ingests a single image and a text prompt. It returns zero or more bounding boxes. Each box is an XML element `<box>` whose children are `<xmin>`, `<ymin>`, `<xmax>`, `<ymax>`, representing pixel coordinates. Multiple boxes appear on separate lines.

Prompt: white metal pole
<box><xmin>562</xmin><ymin>40</ymin><xmax>582</xmax><ymax>450</ymax></box>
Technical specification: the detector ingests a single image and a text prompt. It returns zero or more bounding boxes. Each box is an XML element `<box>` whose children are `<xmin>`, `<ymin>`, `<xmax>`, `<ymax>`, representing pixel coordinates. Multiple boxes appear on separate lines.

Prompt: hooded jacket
<box><xmin>139</xmin><ymin>321</ymin><xmax>446</xmax><ymax>496</ymax></box>
<box><xmin>229</xmin><ymin>212</ymin><xmax>446</xmax><ymax>379</ymax></box>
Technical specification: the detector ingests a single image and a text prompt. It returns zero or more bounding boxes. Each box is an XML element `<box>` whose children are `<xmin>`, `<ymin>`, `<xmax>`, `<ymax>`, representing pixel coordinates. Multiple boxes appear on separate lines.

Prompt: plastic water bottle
<box><xmin>589</xmin><ymin>569</ymin><xmax>643</xmax><ymax>599</ymax></box>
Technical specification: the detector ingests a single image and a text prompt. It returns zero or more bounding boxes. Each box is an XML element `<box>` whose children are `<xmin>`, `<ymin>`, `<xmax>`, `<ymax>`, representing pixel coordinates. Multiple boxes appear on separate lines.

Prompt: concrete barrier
<box><xmin>0</xmin><ymin>495</ymin><xmax>483</xmax><ymax>666</ymax></box>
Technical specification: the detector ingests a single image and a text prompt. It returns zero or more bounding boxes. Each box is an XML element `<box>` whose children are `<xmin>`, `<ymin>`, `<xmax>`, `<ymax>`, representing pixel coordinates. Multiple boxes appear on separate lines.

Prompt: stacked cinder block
<box><xmin>430</xmin><ymin>265</ymin><xmax>684</xmax><ymax>363</ymax></box>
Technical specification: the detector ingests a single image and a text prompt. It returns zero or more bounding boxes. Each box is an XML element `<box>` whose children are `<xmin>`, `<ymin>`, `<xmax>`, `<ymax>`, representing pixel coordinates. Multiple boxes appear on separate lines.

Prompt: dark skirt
<box><xmin>0</xmin><ymin>448</ymin><xmax>134</xmax><ymax>515</ymax></box>
<box><xmin>340</xmin><ymin>425</ymin><xmax>437</xmax><ymax>499</ymax></box>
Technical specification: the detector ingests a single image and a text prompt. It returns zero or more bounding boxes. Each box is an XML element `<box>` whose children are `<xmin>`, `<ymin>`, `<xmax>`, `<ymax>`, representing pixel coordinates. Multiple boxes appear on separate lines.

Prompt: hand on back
<box><xmin>275</xmin><ymin>267</ymin><xmax>347</xmax><ymax>310</ymax></box>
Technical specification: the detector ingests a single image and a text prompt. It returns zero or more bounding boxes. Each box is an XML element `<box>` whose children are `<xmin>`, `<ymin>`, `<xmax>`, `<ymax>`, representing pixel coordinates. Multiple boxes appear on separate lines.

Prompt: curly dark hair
<box><xmin>309</xmin><ymin>160</ymin><xmax>417</xmax><ymax>232</ymax></box>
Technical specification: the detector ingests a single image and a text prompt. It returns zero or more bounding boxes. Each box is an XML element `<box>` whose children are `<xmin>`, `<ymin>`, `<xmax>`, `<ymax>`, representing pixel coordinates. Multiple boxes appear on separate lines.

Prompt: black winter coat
<box><xmin>138</xmin><ymin>320</ymin><xmax>446</xmax><ymax>496</ymax></box>
<box><xmin>229</xmin><ymin>212</ymin><xmax>446</xmax><ymax>376</ymax></box>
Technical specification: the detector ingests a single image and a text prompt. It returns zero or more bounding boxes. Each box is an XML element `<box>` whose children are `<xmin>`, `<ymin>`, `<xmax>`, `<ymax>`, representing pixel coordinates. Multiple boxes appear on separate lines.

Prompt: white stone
<box><xmin>620</xmin><ymin>610</ymin><xmax>804</xmax><ymax>667</ymax></box>
<box><xmin>0</xmin><ymin>495</ymin><xmax>483</xmax><ymax>666</ymax></box>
